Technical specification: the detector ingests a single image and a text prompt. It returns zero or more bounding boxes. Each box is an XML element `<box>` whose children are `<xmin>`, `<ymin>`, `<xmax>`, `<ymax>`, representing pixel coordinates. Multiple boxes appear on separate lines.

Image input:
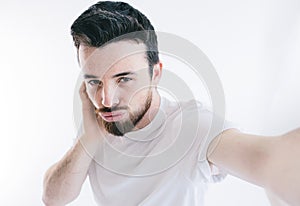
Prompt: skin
<box><xmin>43</xmin><ymin>39</ymin><xmax>299</xmax><ymax>206</ymax></box>
<box><xmin>207</xmin><ymin>128</ymin><xmax>300</xmax><ymax>206</ymax></box>
<box><xmin>79</xmin><ymin>40</ymin><xmax>162</xmax><ymax>134</ymax></box>
<box><xmin>42</xmin><ymin>40</ymin><xmax>162</xmax><ymax>205</ymax></box>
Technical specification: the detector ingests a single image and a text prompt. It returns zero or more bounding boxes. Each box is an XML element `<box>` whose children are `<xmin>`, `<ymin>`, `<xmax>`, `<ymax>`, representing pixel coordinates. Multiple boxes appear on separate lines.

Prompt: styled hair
<box><xmin>70</xmin><ymin>1</ymin><xmax>159</xmax><ymax>76</ymax></box>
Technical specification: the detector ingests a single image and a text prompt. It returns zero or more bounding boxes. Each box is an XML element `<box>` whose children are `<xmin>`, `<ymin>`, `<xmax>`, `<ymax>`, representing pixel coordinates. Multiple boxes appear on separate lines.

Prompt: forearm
<box><xmin>42</xmin><ymin>134</ymin><xmax>99</xmax><ymax>206</ymax></box>
<box><xmin>265</xmin><ymin>127</ymin><xmax>300</xmax><ymax>206</ymax></box>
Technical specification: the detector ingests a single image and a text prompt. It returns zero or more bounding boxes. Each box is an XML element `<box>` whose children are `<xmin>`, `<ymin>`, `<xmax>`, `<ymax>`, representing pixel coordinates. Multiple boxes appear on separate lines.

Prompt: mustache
<box><xmin>97</xmin><ymin>106</ymin><xmax>128</xmax><ymax>113</ymax></box>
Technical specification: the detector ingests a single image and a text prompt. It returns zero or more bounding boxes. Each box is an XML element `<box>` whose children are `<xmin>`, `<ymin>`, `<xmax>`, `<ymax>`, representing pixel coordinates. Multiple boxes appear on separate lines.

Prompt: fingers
<box><xmin>79</xmin><ymin>82</ymin><xmax>106</xmax><ymax>139</ymax></box>
<box><xmin>79</xmin><ymin>82</ymin><xmax>88</xmax><ymax>101</ymax></box>
<box><xmin>79</xmin><ymin>81</ymin><xmax>94</xmax><ymax>112</ymax></box>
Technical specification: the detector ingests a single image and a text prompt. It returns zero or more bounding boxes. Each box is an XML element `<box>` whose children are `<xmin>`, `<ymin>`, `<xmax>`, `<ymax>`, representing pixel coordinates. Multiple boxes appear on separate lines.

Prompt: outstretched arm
<box><xmin>207</xmin><ymin>127</ymin><xmax>300</xmax><ymax>206</ymax></box>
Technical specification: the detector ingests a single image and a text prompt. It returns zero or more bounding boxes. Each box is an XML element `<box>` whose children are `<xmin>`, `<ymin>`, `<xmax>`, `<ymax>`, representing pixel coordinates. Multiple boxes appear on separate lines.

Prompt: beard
<box><xmin>100</xmin><ymin>90</ymin><xmax>152</xmax><ymax>136</ymax></box>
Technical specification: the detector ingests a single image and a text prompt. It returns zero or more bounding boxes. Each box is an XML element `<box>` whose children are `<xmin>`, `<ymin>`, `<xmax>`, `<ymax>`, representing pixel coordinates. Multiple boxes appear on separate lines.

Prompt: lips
<box><xmin>99</xmin><ymin>111</ymin><xmax>125</xmax><ymax>122</ymax></box>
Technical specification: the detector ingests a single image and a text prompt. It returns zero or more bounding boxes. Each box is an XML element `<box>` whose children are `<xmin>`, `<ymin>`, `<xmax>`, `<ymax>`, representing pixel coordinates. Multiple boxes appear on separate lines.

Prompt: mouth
<box><xmin>99</xmin><ymin>111</ymin><xmax>126</xmax><ymax>122</ymax></box>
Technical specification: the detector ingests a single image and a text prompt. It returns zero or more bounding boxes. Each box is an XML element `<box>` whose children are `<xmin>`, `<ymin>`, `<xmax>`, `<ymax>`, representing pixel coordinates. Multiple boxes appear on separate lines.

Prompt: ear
<box><xmin>151</xmin><ymin>61</ymin><xmax>163</xmax><ymax>85</ymax></box>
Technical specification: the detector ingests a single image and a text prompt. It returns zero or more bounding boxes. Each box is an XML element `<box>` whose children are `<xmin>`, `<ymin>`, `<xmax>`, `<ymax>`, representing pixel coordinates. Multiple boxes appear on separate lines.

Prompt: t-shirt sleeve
<box><xmin>196</xmin><ymin>109</ymin><xmax>241</xmax><ymax>183</ymax></box>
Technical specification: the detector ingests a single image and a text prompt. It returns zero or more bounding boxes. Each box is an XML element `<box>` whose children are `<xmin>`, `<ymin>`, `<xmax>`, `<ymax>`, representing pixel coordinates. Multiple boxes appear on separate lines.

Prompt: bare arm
<box><xmin>42</xmin><ymin>135</ymin><xmax>99</xmax><ymax>205</ymax></box>
<box><xmin>207</xmin><ymin>127</ymin><xmax>300</xmax><ymax>206</ymax></box>
<box><xmin>264</xmin><ymin>128</ymin><xmax>300</xmax><ymax>205</ymax></box>
<box><xmin>42</xmin><ymin>82</ymin><xmax>104</xmax><ymax>205</ymax></box>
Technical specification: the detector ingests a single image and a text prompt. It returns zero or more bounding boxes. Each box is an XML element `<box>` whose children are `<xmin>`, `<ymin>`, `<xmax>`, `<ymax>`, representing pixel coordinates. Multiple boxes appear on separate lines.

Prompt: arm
<box><xmin>42</xmin><ymin>135</ymin><xmax>98</xmax><ymax>206</ymax></box>
<box><xmin>207</xmin><ymin>127</ymin><xmax>300</xmax><ymax>206</ymax></box>
<box><xmin>42</xmin><ymin>82</ymin><xmax>104</xmax><ymax>205</ymax></box>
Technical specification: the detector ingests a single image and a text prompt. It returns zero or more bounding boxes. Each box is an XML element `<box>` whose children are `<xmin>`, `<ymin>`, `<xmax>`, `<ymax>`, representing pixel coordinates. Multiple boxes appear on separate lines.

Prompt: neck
<box><xmin>134</xmin><ymin>90</ymin><xmax>161</xmax><ymax>130</ymax></box>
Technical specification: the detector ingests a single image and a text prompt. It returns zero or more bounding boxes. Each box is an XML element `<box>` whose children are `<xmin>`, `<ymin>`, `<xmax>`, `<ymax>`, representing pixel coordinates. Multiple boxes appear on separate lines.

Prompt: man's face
<box><xmin>78</xmin><ymin>40</ymin><xmax>160</xmax><ymax>136</ymax></box>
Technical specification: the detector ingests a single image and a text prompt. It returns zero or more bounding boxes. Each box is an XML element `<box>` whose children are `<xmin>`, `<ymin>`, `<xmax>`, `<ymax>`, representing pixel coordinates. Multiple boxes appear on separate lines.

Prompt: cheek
<box><xmin>118</xmin><ymin>79</ymin><xmax>152</xmax><ymax>105</ymax></box>
<box><xmin>125</xmin><ymin>87</ymin><xmax>150</xmax><ymax>107</ymax></box>
<box><xmin>125</xmin><ymin>79</ymin><xmax>151</xmax><ymax>95</ymax></box>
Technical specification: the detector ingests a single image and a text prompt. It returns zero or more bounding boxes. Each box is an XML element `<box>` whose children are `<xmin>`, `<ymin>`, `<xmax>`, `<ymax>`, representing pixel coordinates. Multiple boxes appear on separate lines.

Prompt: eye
<box><xmin>118</xmin><ymin>77</ymin><xmax>132</xmax><ymax>83</ymax></box>
<box><xmin>87</xmin><ymin>79</ymin><xmax>101</xmax><ymax>87</ymax></box>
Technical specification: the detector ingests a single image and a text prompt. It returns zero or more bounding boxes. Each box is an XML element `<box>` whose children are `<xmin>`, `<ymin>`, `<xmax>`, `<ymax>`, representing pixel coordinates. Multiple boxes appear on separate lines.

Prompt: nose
<box><xmin>96</xmin><ymin>84</ymin><xmax>119</xmax><ymax>108</ymax></box>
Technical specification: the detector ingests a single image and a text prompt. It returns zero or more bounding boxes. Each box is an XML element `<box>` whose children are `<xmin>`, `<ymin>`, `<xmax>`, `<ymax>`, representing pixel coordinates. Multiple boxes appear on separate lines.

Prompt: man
<box><xmin>42</xmin><ymin>1</ymin><xmax>300</xmax><ymax>206</ymax></box>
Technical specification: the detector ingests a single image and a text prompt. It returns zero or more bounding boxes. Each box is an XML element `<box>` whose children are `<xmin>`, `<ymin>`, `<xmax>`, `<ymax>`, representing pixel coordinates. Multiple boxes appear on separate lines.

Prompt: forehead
<box><xmin>78</xmin><ymin>40</ymin><xmax>149</xmax><ymax>78</ymax></box>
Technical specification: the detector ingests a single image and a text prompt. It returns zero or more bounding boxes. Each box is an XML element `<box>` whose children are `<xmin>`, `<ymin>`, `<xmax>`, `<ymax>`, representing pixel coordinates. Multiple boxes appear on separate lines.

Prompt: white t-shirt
<box><xmin>77</xmin><ymin>96</ymin><xmax>238</xmax><ymax>206</ymax></box>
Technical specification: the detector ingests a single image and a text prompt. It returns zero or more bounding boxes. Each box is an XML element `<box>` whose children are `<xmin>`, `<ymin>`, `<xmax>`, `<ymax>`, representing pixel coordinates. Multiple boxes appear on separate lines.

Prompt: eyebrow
<box><xmin>83</xmin><ymin>74</ymin><xmax>98</xmax><ymax>79</ymax></box>
<box><xmin>83</xmin><ymin>71</ymin><xmax>136</xmax><ymax>79</ymax></box>
<box><xmin>112</xmin><ymin>72</ymin><xmax>136</xmax><ymax>78</ymax></box>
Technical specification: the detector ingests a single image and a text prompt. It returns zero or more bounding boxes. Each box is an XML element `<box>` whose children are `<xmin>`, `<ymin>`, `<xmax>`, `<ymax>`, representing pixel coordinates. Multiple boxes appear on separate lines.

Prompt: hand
<box><xmin>79</xmin><ymin>81</ymin><xmax>106</xmax><ymax>145</ymax></box>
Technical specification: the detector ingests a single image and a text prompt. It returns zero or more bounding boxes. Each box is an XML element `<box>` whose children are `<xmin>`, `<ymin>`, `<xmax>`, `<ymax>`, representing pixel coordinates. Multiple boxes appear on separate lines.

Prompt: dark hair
<box><xmin>70</xmin><ymin>1</ymin><xmax>159</xmax><ymax>76</ymax></box>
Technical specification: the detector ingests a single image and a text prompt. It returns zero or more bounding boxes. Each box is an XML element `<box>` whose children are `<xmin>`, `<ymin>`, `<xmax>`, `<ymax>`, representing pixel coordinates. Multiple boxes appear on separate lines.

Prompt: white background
<box><xmin>1</xmin><ymin>0</ymin><xmax>300</xmax><ymax>205</ymax></box>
